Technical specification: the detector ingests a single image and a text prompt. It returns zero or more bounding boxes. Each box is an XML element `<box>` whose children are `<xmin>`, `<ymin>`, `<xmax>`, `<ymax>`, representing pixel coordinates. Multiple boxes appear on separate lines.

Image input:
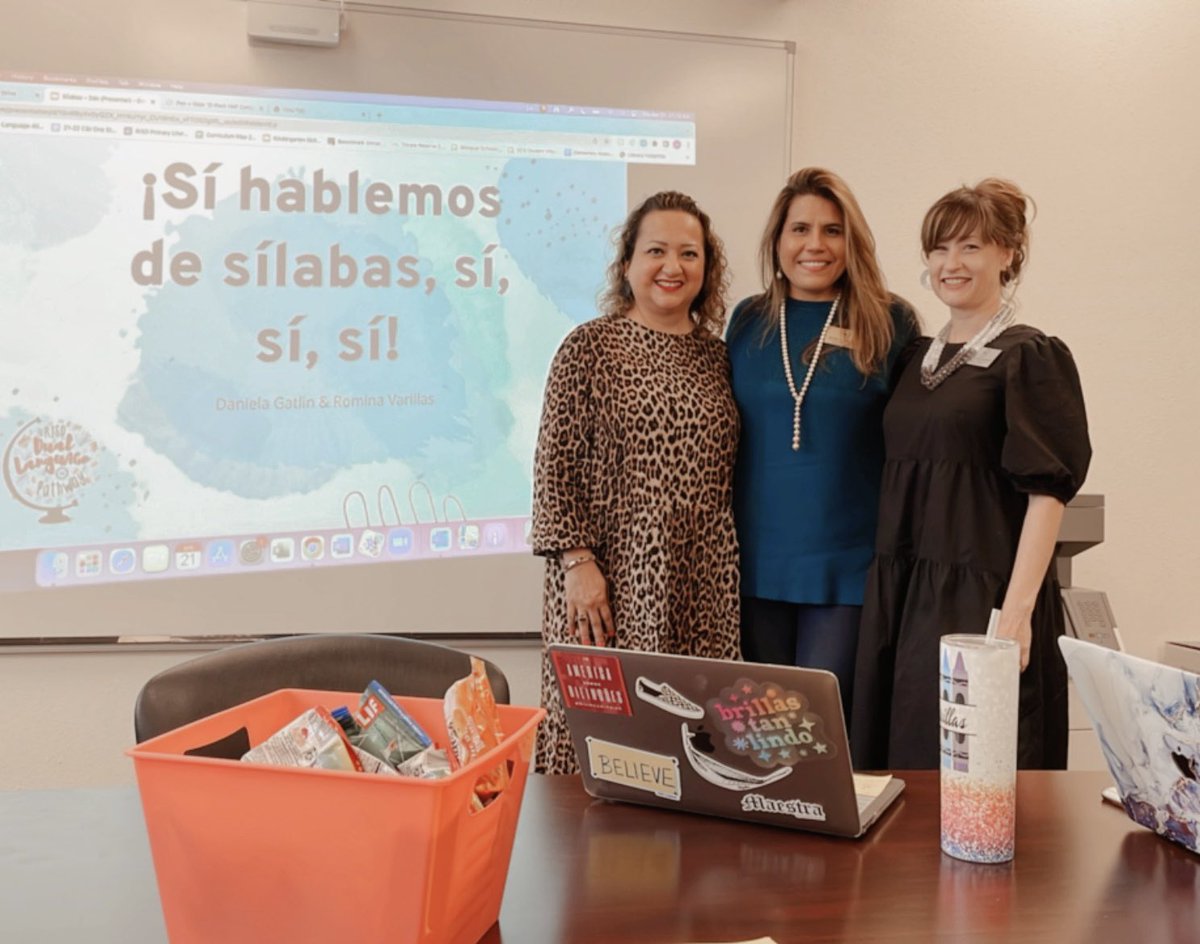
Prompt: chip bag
<box><xmin>444</xmin><ymin>657</ymin><xmax>508</xmax><ymax>800</ymax></box>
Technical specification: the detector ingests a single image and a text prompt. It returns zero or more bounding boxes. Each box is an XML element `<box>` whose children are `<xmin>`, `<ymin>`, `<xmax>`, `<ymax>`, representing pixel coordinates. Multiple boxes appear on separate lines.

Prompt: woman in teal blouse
<box><xmin>727</xmin><ymin>167</ymin><xmax>916</xmax><ymax>722</ymax></box>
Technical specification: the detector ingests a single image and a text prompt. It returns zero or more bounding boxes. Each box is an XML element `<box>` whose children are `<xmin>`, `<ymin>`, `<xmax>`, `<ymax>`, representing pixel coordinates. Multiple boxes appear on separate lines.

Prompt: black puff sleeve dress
<box><xmin>851</xmin><ymin>326</ymin><xmax>1092</xmax><ymax>770</ymax></box>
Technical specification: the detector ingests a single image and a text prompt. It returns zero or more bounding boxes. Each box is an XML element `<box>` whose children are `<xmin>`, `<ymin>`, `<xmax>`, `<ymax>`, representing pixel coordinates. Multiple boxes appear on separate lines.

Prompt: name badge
<box><xmin>967</xmin><ymin>346</ymin><xmax>1001</xmax><ymax>368</ymax></box>
<box><xmin>824</xmin><ymin>326</ymin><xmax>854</xmax><ymax>348</ymax></box>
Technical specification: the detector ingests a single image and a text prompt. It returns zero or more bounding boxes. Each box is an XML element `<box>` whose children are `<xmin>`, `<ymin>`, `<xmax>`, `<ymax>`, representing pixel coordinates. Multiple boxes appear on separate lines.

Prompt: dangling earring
<box><xmin>1000</xmin><ymin>270</ymin><xmax>1017</xmax><ymax>302</ymax></box>
<box><xmin>920</xmin><ymin>269</ymin><xmax>932</xmax><ymax>290</ymax></box>
<box><xmin>775</xmin><ymin>268</ymin><xmax>784</xmax><ymax>281</ymax></box>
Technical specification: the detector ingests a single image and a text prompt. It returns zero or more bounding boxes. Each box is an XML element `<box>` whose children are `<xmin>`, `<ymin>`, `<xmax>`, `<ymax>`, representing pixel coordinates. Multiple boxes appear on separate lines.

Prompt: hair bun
<box><xmin>974</xmin><ymin>178</ymin><xmax>1033</xmax><ymax>228</ymax></box>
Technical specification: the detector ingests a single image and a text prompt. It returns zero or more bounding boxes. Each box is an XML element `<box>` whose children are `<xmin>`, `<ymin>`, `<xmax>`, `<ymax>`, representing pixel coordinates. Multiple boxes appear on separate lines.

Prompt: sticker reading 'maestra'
<box><xmin>586</xmin><ymin>736</ymin><xmax>681</xmax><ymax>801</ymax></box>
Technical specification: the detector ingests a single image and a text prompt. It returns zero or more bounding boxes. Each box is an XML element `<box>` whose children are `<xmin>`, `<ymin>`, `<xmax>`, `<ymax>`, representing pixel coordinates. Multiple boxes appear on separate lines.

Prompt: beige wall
<box><xmin>5</xmin><ymin>0</ymin><xmax>1196</xmax><ymax>787</ymax></box>
<box><xmin>473</xmin><ymin>0</ymin><xmax>1198</xmax><ymax>661</ymax></box>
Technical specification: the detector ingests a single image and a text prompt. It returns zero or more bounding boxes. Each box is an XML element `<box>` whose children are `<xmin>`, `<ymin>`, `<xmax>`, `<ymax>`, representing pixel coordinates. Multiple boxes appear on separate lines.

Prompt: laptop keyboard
<box><xmin>853</xmin><ymin>773</ymin><xmax>893</xmax><ymax>817</ymax></box>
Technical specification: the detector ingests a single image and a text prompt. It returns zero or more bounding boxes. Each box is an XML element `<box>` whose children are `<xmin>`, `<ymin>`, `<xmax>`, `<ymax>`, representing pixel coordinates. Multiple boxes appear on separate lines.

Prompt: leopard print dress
<box><xmin>531</xmin><ymin>314</ymin><xmax>741</xmax><ymax>774</ymax></box>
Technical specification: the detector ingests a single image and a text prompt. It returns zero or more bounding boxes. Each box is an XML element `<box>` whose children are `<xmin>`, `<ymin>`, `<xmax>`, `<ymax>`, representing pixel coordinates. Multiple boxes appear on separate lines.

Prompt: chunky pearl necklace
<box><xmin>920</xmin><ymin>304</ymin><xmax>1015</xmax><ymax>390</ymax></box>
<box><xmin>779</xmin><ymin>293</ymin><xmax>841</xmax><ymax>451</ymax></box>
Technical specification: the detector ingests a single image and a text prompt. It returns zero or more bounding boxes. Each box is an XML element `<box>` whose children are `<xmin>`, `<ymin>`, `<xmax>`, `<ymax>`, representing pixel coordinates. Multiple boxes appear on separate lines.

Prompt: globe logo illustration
<box><xmin>3</xmin><ymin>417</ymin><xmax>100</xmax><ymax>524</ymax></box>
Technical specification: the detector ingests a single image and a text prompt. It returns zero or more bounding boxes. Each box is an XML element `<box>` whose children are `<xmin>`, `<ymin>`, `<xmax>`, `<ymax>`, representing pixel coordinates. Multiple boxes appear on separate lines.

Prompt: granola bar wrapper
<box><xmin>353</xmin><ymin>680</ymin><xmax>433</xmax><ymax>769</ymax></box>
<box><xmin>241</xmin><ymin>706</ymin><xmax>364</xmax><ymax>773</ymax></box>
<box><xmin>395</xmin><ymin>746</ymin><xmax>453</xmax><ymax>780</ymax></box>
<box><xmin>444</xmin><ymin>656</ymin><xmax>508</xmax><ymax>798</ymax></box>
<box><xmin>353</xmin><ymin>745</ymin><xmax>401</xmax><ymax>776</ymax></box>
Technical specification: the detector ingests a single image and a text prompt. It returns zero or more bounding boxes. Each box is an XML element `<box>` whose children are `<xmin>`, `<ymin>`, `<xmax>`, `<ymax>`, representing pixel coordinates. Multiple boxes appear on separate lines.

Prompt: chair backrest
<box><xmin>133</xmin><ymin>633</ymin><xmax>510</xmax><ymax>742</ymax></box>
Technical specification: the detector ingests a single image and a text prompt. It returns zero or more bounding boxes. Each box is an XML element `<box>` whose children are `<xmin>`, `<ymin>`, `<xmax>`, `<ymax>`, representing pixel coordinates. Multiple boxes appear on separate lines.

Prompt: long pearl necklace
<box><xmin>920</xmin><ymin>303</ymin><xmax>1015</xmax><ymax>390</ymax></box>
<box><xmin>779</xmin><ymin>293</ymin><xmax>841</xmax><ymax>451</ymax></box>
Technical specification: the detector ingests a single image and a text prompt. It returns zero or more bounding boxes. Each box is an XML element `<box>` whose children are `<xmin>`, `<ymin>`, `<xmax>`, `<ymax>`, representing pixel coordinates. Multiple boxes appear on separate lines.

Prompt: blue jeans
<box><xmin>740</xmin><ymin>596</ymin><xmax>862</xmax><ymax>727</ymax></box>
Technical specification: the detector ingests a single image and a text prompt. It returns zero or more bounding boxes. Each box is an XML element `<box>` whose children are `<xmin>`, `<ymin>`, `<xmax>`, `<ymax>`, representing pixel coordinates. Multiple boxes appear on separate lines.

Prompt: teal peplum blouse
<box><xmin>727</xmin><ymin>296</ymin><xmax>915</xmax><ymax>605</ymax></box>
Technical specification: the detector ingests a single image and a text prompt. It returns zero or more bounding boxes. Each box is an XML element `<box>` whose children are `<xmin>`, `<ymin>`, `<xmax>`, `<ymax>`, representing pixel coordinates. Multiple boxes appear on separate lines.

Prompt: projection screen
<box><xmin>0</xmin><ymin>0</ymin><xmax>793</xmax><ymax>639</ymax></box>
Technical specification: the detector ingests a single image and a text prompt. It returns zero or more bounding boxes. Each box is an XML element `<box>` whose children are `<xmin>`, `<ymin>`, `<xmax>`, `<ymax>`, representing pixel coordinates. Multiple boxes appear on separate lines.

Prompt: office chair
<box><xmin>133</xmin><ymin>633</ymin><xmax>510</xmax><ymax>742</ymax></box>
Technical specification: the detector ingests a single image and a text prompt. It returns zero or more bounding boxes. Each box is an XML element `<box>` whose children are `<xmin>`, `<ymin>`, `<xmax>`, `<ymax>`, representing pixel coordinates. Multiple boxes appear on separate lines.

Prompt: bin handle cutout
<box><xmin>183</xmin><ymin>726</ymin><xmax>251</xmax><ymax>760</ymax></box>
<box><xmin>467</xmin><ymin>759</ymin><xmax>517</xmax><ymax>817</ymax></box>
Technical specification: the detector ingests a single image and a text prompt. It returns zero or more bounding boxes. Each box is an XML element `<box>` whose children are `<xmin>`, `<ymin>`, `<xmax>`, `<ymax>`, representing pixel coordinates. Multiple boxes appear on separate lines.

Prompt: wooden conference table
<box><xmin>2</xmin><ymin>771</ymin><xmax>1196</xmax><ymax>943</ymax></box>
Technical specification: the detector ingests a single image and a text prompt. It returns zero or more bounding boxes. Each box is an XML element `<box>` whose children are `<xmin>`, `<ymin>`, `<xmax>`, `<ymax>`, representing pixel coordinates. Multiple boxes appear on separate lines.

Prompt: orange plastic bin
<box><xmin>127</xmin><ymin>688</ymin><xmax>544</xmax><ymax>944</ymax></box>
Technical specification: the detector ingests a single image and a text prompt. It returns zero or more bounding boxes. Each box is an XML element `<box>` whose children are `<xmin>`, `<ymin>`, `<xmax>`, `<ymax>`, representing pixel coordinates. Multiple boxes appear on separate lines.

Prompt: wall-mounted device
<box><xmin>1056</xmin><ymin>494</ymin><xmax>1121</xmax><ymax>651</ymax></box>
<box><xmin>247</xmin><ymin>1</ymin><xmax>341</xmax><ymax>47</ymax></box>
<box><xmin>1062</xmin><ymin>588</ymin><xmax>1122</xmax><ymax>651</ymax></box>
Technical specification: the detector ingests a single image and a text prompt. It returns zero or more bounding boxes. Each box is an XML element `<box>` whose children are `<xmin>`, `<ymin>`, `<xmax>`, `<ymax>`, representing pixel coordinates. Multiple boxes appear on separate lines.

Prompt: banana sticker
<box><xmin>681</xmin><ymin>723</ymin><xmax>793</xmax><ymax>792</ymax></box>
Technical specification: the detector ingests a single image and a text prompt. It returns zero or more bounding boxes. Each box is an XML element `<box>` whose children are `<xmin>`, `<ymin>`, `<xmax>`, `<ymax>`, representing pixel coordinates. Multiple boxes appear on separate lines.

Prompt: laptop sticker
<box><xmin>708</xmin><ymin>678</ymin><xmax>836</xmax><ymax>768</ymax></box>
<box><xmin>1160</xmin><ymin>731</ymin><xmax>1200</xmax><ymax>850</ymax></box>
<box><xmin>681</xmin><ymin>724</ymin><xmax>793</xmax><ymax>791</ymax></box>
<box><xmin>586</xmin><ymin>736</ymin><xmax>682</xmax><ymax>800</ymax></box>
<box><xmin>552</xmin><ymin>650</ymin><xmax>632</xmax><ymax>716</ymax></box>
<box><xmin>740</xmin><ymin>793</ymin><xmax>827</xmax><ymax>822</ymax></box>
<box><xmin>634</xmin><ymin>676</ymin><xmax>704</xmax><ymax>718</ymax></box>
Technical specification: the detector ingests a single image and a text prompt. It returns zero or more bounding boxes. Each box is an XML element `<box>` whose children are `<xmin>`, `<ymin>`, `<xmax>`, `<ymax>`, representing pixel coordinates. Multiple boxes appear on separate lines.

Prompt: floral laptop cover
<box><xmin>1060</xmin><ymin>636</ymin><xmax>1200</xmax><ymax>855</ymax></box>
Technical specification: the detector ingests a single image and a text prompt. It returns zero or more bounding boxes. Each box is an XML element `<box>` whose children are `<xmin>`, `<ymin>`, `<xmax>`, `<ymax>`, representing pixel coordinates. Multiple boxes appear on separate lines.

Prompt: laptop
<box><xmin>548</xmin><ymin>644</ymin><xmax>905</xmax><ymax>838</ymax></box>
<box><xmin>1059</xmin><ymin>636</ymin><xmax>1200</xmax><ymax>855</ymax></box>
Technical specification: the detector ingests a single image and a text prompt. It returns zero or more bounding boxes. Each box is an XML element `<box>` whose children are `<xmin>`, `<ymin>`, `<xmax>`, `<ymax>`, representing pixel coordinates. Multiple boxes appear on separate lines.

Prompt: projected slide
<box><xmin>0</xmin><ymin>72</ymin><xmax>695</xmax><ymax>588</ymax></box>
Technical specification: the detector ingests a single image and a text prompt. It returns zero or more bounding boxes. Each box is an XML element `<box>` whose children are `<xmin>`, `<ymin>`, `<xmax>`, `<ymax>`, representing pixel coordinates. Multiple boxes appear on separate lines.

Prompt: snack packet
<box><xmin>395</xmin><ymin>746</ymin><xmax>453</xmax><ymax>780</ymax></box>
<box><xmin>353</xmin><ymin>680</ymin><xmax>432</xmax><ymax>769</ymax></box>
<box><xmin>331</xmin><ymin>705</ymin><xmax>361</xmax><ymax>740</ymax></box>
<box><xmin>241</xmin><ymin>706</ymin><xmax>364</xmax><ymax>773</ymax></box>
<box><xmin>353</xmin><ymin>745</ymin><xmax>400</xmax><ymax>776</ymax></box>
<box><xmin>444</xmin><ymin>657</ymin><xmax>508</xmax><ymax>799</ymax></box>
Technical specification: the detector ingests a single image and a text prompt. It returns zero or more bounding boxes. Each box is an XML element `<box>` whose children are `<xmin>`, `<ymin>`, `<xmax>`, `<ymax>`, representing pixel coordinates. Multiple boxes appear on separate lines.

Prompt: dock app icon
<box><xmin>109</xmin><ymin>547</ymin><xmax>137</xmax><ymax>575</ymax></box>
<box><xmin>358</xmin><ymin>529</ymin><xmax>385</xmax><ymax>558</ymax></box>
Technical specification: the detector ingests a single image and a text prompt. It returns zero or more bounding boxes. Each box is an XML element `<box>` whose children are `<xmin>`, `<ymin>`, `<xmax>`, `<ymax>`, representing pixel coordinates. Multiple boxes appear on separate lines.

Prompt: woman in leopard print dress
<box><xmin>530</xmin><ymin>191</ymin><xmax>741</xmax><ymax>774</ymax></box>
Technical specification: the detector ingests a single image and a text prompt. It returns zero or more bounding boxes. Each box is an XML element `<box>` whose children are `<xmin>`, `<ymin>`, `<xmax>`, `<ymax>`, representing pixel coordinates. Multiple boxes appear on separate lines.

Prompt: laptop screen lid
<box><xmin>1059</xmin><ymin>636</ymin><xmax>1200</xmax><ymax>855</ymax></box>
<box><xmin>548</xmin><ymin>645</ymin><xmax>903</xmax><ymax>838</ymax></box>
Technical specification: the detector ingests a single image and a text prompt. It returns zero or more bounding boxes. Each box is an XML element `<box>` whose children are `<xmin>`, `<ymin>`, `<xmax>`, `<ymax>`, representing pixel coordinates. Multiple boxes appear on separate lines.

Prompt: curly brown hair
<box><xmin>598</xmin><ymin>191</ymin><xmax>729</xmax><ymax>338</ymax></box>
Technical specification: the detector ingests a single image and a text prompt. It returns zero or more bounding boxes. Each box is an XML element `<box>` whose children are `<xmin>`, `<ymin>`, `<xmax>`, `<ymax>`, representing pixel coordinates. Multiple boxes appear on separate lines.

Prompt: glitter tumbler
<box><xmin>939</xmin><ymin>634</ymin><xmax>1020</xmax><ymax>863</ymax></box>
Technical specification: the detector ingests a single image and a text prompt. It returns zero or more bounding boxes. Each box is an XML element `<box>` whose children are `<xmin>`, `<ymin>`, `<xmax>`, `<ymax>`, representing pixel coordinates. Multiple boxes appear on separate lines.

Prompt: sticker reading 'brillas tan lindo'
<box><xmin>708</xmin><ymin>677</ymin><xmax>835</xmax><ymax>769</ymax></box>
<box><xmin>586</xmin><ymin>736</ymin><xmax>681</xmax><ymax>800</ymax></box>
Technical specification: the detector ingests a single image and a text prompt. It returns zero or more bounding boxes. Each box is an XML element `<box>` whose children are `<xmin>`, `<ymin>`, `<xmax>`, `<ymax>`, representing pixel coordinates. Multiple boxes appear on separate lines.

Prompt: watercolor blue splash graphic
<box><xmin>0</xmin><ymin>139</ymin><xmax>115</xmax><ymax>249</ymax></box>
<box><xmin>117</xmin><ymin>194</ymin><xmax>473</xmax><ymax>499</ymax></box>
<box><xmin>115</xmin><ymin>157</ymin><xmax>627</xmax><ymax>504</ymax></box>
<box><xmin>497</xmin><ymin>159</ymin><xmax>625</xmax><ymax>325</ymax></box>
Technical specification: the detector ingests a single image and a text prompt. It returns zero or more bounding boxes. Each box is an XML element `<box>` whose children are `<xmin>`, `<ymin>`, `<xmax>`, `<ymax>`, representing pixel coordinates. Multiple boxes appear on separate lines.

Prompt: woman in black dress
<box><xmin>851</xmin><ymin>179</ymin><xmax>1091</xmax><ymax>770</ymax></box>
